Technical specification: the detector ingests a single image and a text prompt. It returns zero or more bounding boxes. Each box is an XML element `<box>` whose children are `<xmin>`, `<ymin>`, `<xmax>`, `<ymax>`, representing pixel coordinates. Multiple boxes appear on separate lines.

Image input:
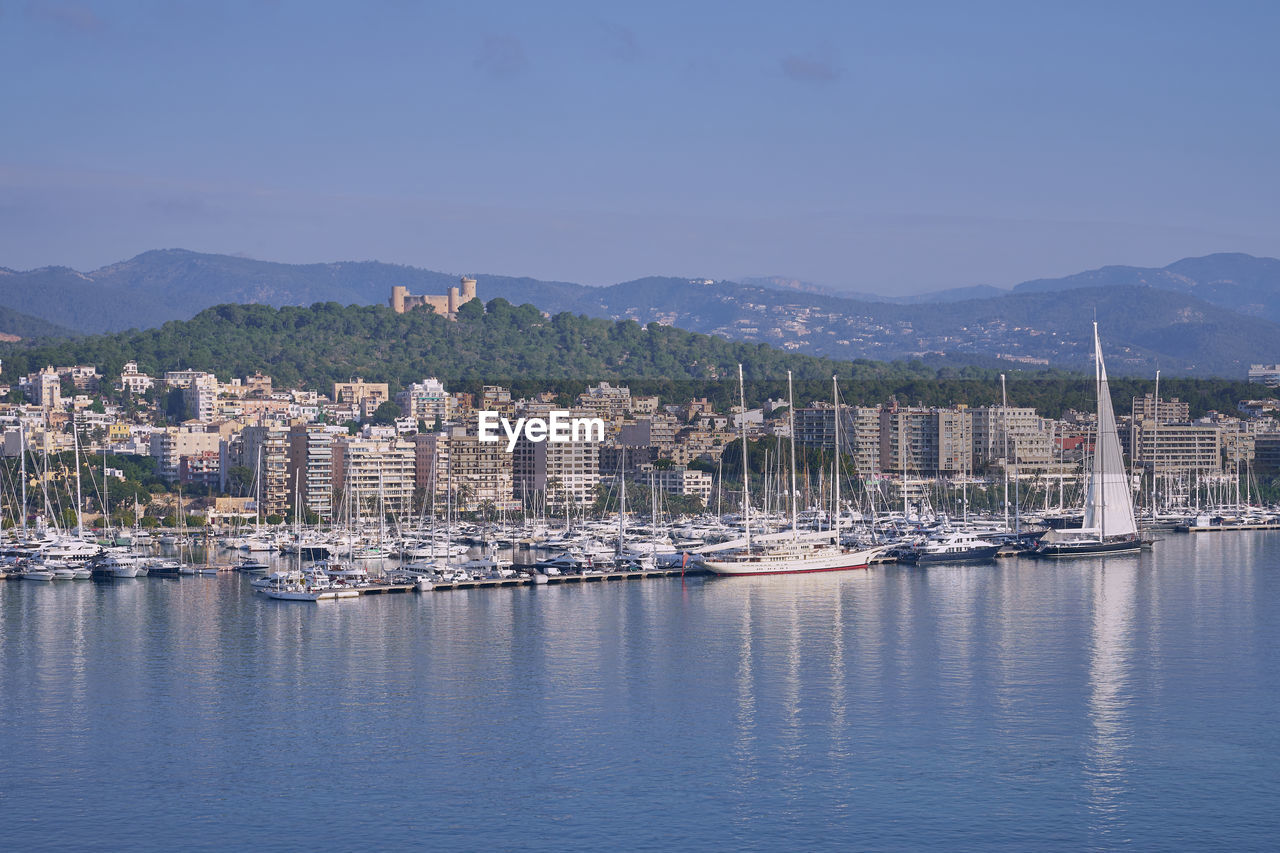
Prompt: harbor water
<box><xmin>2</xmin><ymin>532</ymin><xmax>1278</xmax><ymax>851</ymax></box>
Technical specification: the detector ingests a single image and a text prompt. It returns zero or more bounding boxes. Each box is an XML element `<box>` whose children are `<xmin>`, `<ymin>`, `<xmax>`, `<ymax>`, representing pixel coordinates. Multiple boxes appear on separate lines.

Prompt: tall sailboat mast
<box><xmin>73</xmin><ymin>412</ymin><xmax>83</xmax><ymax>536</ymax></box>
<box><xmin>1001</xmin><ymin>373</ymin><xmax>1009</xmax><ymax>531</ymax></box>
<box><xmin>787</xmin><ymin>370</ymin><xmax>798</xmax><ymax>540</ymax></box>
<box><xmin>739</xmin><ymin>364</ymin><xmax>751</xmax><ymax>551</ymax></box>
<box><xmin>19</xmin><ymin>423</ymin><xmax>26</xmax><ymax>541</ymax></box>
<box><xmin>833</xmin><ymin>375</ymin><xmax>841</xmax><ymax>546</ymax></box>
<box><xmin>1095</xmin><ymin>322</ymin><xmax>1105</xmax><ymax>540</ymax></box>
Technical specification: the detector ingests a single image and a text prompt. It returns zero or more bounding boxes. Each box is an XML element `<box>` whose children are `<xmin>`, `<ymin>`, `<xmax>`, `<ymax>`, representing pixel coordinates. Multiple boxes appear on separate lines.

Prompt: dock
<box><xmin>1174</xmin><ymin>521</ymin><xmax>1280</xmax><ymax>533</ymax></box>
<box><xmin>425</xmin><ymin>565</ymin><xmax>709</xmax><ymax>591</ymax></box>
<box><xmin>356</xmin><ymin>582</ymin><xmax>418</xmax><ymax>594</ymax></box>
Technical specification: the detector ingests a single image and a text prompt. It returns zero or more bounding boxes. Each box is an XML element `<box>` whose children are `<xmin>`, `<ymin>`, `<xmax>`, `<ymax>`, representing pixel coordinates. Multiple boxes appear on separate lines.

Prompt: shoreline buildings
<box><xmin>5</xmin><ymin>358</ymin><xmax>1280</xmax><ymax>525</ymax></box>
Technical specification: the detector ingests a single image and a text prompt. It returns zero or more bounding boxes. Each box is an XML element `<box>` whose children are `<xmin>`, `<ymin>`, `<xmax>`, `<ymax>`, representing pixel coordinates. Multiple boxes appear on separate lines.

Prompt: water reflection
<box><xmin>3</xmin><ymin>533</ymin><xmax>1278</xmax><ymax>851</ymax></box>
<box><xmin>732</xmin><ymin>587</ymin><xmax>757</xmax><ymax>794</ymax></box>
<box><xmin>1084</xmin><ymin>555</ymin><xmax>1140</xmax><ymax>840</ymax></box>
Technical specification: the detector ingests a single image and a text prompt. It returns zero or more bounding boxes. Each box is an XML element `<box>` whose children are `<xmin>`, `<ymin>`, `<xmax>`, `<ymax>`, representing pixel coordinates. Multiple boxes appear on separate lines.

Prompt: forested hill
<box><xmin>6</xmin><ymin>249</ymin><xmax>1280</xmax><ymax>376</ymax></box>
<box><xmin>0</xmin><ymin>305</ymin><xmax>75</xmax><ymax>341</ymax></box>
<box><xmin>0</xmin><ymin>298</ymin><xmax>849</xmax><ymax>391</ymax></box>
<box><xmin>0</xmin><ymin>299</ymin><xmax>1269</xmax><ymax>417</ymax></box>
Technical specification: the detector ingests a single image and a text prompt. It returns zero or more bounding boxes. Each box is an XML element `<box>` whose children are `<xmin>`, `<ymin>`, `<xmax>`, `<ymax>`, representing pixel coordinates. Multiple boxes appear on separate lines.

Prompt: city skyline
<box><xmin>4</xmin><ymin>1</ymin><xmax>1279</xmax><ymax>295</ymax></box>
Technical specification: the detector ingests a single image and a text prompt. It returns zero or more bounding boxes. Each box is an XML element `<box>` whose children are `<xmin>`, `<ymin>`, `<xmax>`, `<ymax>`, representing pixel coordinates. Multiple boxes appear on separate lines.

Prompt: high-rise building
<box><xmin>184</xmin><ymin>373</ymin><xmax>219</xmax><ymax>421</ymax></box>
<box><xmin>793</xmin><ymin>403</ymin><xmax>881</xmax><ymax>474</ymax></box>
<box><xmin>439</xmin><ymin>427</ymin><xmax>513</xmax><ymax>512</ymax></box>
<box><xmin>879</xmin><ymin>406</ymin><xmax>973</xmax><ymax>476</ymax></box>
<box><xmin>971</xmin><ymin>406</ymin><xmax>1054</xmax><ymax>469</ymax></box>
<box><xmin>513</xmin><ymin>406</ymin><xmax>600</xmax><ymax>508</ymax></box>
<box><xmin>288</xmin><ymin>423</ymin><xmax>341</xmax><ymax>521</ymax></box>
<box><xmin>151</xmin><ymin>425</ymin><xmax>223</xmax><ymax>482</ymax></box>
<box><xmin>331</xmin><ymin>437</ymin><xmax>416</xmax><ymax>520</ymax></box>
<box><xmin>240</xmin><ymin>425</ymin><xmax>291</xmax><ymax>518</ymax></box>
<box><xmin>1129</xmin><ymin>422</ymin><xmax>1221</xmax><ymax>475</ymax></box>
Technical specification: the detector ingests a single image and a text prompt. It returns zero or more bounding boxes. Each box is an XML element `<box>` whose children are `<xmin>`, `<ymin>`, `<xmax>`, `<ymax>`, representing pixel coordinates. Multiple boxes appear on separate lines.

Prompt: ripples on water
<box><xmin>2</xmin><ymin>535</ymin><xmax>1278</xmax><ymax>851</ymax></box>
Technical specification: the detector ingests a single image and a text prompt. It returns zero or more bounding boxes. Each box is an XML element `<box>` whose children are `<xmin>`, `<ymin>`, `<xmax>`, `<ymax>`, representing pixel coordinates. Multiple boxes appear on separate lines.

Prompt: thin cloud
<box><xmin>780</xmin><ymin>52</ymin><xmax>840</xmax><ymax>85</ymax></box>
<box><xmin>475</xmin><ymin>35</ymin><xmax>529</xmax><ymax>78</ymax></box>
<box><xmin>596</xmin><ymin>21</ymin><xmax>640</xmax><ymax>63</ymax></box>
<box><xmin>24</xmin><ymin>0</ymin><xmax>106</xmax><ymax>33</ymax></box>
<box><xmin>148</xmin><ymin>193</ymin><xmax>226</xmax><ymax>224</ymax></box>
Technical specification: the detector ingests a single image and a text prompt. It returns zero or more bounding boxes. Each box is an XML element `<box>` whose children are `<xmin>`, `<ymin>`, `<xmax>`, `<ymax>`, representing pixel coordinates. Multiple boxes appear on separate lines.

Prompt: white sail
<box><xmin>1082</xmin><ymin>323</ymin><xmax>1138</xmax><ymax>538</ymax></box>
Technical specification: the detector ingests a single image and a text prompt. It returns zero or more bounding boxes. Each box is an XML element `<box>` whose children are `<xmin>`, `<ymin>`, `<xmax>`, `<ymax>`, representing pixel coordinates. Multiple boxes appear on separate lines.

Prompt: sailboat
<box><xmin>701</xmin><ymin>369</ymin><xmax>886</xmax><ymax>576</ymax></box>
<box><xmin>1034</xmin><ymin>324</ymin><xmax>1142</xmax><ymax>557</ymax></box>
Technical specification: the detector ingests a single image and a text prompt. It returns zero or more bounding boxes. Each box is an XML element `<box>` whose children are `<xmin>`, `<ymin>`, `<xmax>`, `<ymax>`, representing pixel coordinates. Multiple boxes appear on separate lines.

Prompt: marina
<box><xmin>3</xmin><ymin>530</ymin><xmax>1277</xmax><ymax>851</ymax></box>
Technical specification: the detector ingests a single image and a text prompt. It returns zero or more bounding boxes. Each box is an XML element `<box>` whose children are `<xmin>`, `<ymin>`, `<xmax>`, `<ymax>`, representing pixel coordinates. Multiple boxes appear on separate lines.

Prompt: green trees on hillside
<box><xmin>0</xmin><ymin>300</ymin><xmax>1271</xmax><ymax>417</ymax></box>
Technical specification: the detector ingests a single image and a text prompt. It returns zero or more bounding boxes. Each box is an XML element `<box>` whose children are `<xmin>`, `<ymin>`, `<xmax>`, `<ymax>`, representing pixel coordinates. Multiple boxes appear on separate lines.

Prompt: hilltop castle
<box><xmin>389</xmin><ymin>276</ymin><xmax>478</xmax><ymax>319</ymax></box>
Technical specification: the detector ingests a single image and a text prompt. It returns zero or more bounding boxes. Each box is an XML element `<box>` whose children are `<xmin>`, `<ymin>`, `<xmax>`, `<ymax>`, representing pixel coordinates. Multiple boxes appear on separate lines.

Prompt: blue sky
<box><xmin>3</xmin><ymin>0</ymin><xmax>1278</xmax><ymax>294</ymax></box>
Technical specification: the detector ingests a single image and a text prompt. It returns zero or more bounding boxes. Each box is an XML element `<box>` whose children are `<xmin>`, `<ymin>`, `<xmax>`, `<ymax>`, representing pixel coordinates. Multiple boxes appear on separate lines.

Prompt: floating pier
<box><xmin>1174</xmin><ymin>521</ymin><xmax>1280</xmax><ymax>533</ymax></box>
<box><xmin>425</xmin><ymin>565</ymin><xmax>709</xmax><ymax>591</ymax></box>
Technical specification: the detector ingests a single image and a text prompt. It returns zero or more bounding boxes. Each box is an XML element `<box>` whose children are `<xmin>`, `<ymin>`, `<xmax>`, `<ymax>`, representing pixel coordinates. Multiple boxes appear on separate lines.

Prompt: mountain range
<box><xmin>3</xmin><ymin>249</ymin><xmax>1279</xmax><ymax>377</ymax></box>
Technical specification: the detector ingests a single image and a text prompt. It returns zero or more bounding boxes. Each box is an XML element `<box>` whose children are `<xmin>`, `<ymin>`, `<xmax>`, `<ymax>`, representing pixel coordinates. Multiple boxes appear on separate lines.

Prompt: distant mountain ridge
<box><xmin>4</xmin><ymin>249</ymin><xmax>1280</xmax><ymax>376</ymax></box>
<box><xmin>1010</xmin><ymin>252</ymin><xmax>1280</xmax><ymax>323</ymax></box>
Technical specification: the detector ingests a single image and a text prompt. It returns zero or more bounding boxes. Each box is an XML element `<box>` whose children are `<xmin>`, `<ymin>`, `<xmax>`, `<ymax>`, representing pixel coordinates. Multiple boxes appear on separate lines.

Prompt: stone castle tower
<box><xmin>390</xmin><ymin>276</ymin><xmax>478</xmax><ymax>318</ymax></box>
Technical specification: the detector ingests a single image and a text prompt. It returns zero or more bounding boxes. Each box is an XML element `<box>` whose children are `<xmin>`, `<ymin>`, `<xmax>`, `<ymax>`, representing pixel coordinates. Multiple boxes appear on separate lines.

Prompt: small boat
<box><xmin>251</xmin><ymin>569</ymin><xmax>305</xmax><ymax>589</ymax></box>
<box><xmin>144</xmin><ymin>559</ymin><xmax>184</xmax><ymax>577</ymax></box>
<box><xmin>261</xmin><ymin>585</ymin><xmax>360</xmax><ymax>601</ymax></box>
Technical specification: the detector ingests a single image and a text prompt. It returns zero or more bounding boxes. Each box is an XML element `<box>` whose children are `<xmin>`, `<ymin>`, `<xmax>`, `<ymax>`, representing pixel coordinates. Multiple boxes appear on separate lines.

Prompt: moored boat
<box><xmin>1034</xmin><ymin>324</ymin><xmax>1143</xmax><ymax>558</ymax></box>
<box><xmin>900</xmin><ymin>530</ymin><xmax>1000</xmax><ymax>564</ymax></box>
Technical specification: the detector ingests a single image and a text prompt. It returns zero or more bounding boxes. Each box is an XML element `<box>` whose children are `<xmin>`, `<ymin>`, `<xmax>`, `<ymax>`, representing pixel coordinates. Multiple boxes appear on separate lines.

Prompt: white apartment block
<box><xmin>396</xmin><ymin>377</ymin><xmax>451</xmax><ymax>426</ymax></box>
<box><xmin>118</xmin><ymin>361</ymin><xmax>156</xmax><ymax>395</ymax></box>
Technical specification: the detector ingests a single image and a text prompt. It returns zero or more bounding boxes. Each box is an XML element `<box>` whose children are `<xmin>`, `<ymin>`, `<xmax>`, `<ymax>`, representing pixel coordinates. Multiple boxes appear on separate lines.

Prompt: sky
<box><xmin>2</xmin><ymin>0</ymin><xmax>1279</xmax><ymax>295</ymax></box>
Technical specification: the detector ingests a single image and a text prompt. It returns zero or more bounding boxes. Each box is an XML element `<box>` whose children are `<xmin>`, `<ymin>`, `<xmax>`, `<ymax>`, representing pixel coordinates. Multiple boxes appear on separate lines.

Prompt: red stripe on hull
<box><xmin>707</xmin><ymin>562</ymin><xmax>872</xmax><ymax>576</ymax></box>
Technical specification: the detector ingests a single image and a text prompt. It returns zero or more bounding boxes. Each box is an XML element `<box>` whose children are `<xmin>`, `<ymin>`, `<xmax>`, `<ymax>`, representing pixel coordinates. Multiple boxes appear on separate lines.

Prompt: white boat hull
<box><xmin>262</xmin><ymin>587</ymin><xmax>360</xmax><ymax>601</ymax></box>
<box><xmin>702</xmin><ymin>544</ymin><xmax>885</xmax><ymax>576</ymax></box>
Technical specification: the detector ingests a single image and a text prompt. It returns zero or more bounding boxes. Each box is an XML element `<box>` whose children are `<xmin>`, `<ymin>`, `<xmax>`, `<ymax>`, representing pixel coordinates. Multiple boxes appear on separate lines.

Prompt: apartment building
<box><xmin>331</xmin><ymin>437</ymin><xmax>416</xmax><ymax>520</ymax></box>
<box><xmin>1131</xmin><ymin>393</ymin><xmax>1190</xmax><ymax>424</ymax></box>
<box><xmin>240</xmin><ymin>425</ymin><xmax>291</xmax><ymax>518</ymax></box>
<box><xmin>151</xmin><ymin>425</ymin><xmax>223</xmax><ymax>482</ymax></box>
<box><xmin>878</xmin><ymin>406</ymin><xmax>974</xmax><ymax>476</ymax></box>
<box><xmin>441</xmin><ymin>426</ymin><xmax>514</xmax><ymax>511</ymax></box>
<box><xmin>971</xmin><ymin>406</ymin><xmax>1055</xmax><ymax>469</ymax></box>
<box><xmin>185</xmin><ymin>373</ymin><xmax>219</xmax><ymax>422</ymax></box>
<box><xmin>513</xmin><ymin>406</ymin><xmax>600</xmax><ymax>508</ymax></box>
<box><xmin>287</xmin><ymin>423</ymin><xmax>342</xmax><ymax>521</ymax></box>
<box><xmin>396</xmin><ymin>377</ymin><xmax>451</xmax><ymax>426</ymax></box>
<box><xmin>1128</xmin><ymin>421</ymin><xmax>1222</xmax><ymax>475</ymax></box>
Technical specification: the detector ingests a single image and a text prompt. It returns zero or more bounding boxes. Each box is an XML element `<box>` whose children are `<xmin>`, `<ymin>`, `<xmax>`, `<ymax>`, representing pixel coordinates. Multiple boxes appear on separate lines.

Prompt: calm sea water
<box><xmin>2</xmin><ymin>533</ymin><xmax>1278</xmax><ymax>852</ymax></box>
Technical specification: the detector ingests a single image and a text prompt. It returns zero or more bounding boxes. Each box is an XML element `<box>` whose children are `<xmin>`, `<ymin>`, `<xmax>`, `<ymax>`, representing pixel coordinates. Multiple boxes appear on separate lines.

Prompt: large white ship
<box><xmin>702</xmin><ymin>369</ymin><xmax>885</xmax><ymax>577</ymax></box>
<box><xmin>701</xmin><ymin>537</ymin><xmax>885</xmax><ymax>576</ymax></box>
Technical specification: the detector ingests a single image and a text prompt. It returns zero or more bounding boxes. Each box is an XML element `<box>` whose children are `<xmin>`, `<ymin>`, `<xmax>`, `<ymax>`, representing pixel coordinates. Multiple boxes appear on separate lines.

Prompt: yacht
<box><xmin>702</xmin><ymin>370</ymin><xmax>887</xmax><ymax>577</ymax></box>
<box><xmin>92</xmin><ymin>553</ymin><xmax>145</xmax><ymax>578</ymax></box>
<box><xmin>1035</xmin><ymin>325</ymin><xmax>1143</xmax><ymax>557</ymax></box>
<box><xmin>899</xmin><ymin>530</ymin><xmax>1000</xmax><ymax>565</ymax></box>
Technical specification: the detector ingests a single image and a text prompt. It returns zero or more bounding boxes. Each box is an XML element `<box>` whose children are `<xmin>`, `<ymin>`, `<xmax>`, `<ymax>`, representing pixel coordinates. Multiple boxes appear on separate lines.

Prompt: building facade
<box><xmin>389</xmin><ymin>277</ymin><xmax>477</xmax><ymax>318</ymax></box>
